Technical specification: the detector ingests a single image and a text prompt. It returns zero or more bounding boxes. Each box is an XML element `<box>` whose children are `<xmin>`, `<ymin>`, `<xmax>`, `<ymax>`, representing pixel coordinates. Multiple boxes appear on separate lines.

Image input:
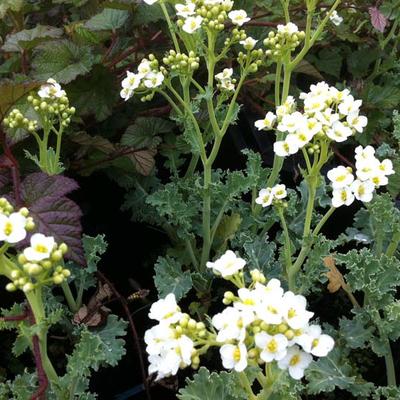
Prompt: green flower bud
<box><xmin>11</xmin><ymin>270</ymin><xmax>20</xmax><ymax>279</ymax></box>
<box><xmin>41</xmin><ymin>260</ymin><xmax>52</xmax><ymax>269</ymax></box>
<box><xmin>29</xmin><ymin>264</ymin><xmax>43</xmax><ymax>275</ymax></box>
<box><xmin>25</xmin><ymin>218</ymin><xmax>35</xmax><ymax>231</ymax></box>
<box><xmin>40</xmin><ymin>102</ymin><xmax>48</xmax><ymax>111</ymax></box>
<box><xmin>62</xmin><ymin>269</ymin><xmax>71</xmax><ymax>278</ymax></box>
<box><xmin>188</xmin><ymin>319</ymin><xmax>197</xmax><ymax>330</ymax></box>
<box><xmin>53</xmin><ymin>275</ymin><xmax>64</xmax><ymax>285</ymax></box>
<box><xmin>23</xmin><ymin>282</ymin><xmax>34</xmax><ymax>293</ymax></box>
<box><xmin>6</xmin><ymin>282</ymin><xmax>17</xmax><ymax>292</ymax></box>
<box><xmin>285</xmin><ymin>329</ymin><xmax>295</xmax><ymax>340</ymax></box>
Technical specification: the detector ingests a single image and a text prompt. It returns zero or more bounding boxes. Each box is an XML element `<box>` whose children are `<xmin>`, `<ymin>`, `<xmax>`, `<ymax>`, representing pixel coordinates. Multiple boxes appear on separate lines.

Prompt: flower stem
<box><xmin>238</xmin><ymin>372</ymin><xmax>257</xmax><ymax>400</ymax></box>
<box><xmin>160</xmin><ymin>1</ymin><xmax>181</xmax><ymax>53</ymax></box>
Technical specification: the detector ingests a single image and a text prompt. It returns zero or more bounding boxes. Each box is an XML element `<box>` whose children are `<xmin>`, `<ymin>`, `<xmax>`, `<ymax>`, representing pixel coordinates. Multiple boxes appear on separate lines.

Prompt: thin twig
<box><xmin>96</xmin><ymin>271</ymin><xmax>151</xmax><ymax>400</ymax></box>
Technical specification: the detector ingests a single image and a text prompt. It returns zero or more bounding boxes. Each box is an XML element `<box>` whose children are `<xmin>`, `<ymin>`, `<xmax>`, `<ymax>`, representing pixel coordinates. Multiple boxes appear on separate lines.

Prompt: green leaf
<box><xmin>347</xmin><ymin>47</ymin><xmax>380</xmax><ymax>78</ymax></box>
<box><xmin>85</xmin><ymin>8</ymin><xmax>129</xmax><ymax>31</ymax></box>
<box><xmin>242</xmin><ymin>234</ymin><xmax>278</xmax><ymax>277</ymax></box>
<box><xmin>305</xmin><ymin>348</ymin><xmax>374</xmax><ymax>396</ymax></box>
<box><xmin>177</xmin><ymin>367</ymin><xmax>238</xmax><ymax>400</ymax></box>
<box><xmin>363</xmin><ymin>83</ymin><xmax>400</xmax><ymax>109</ymax></box>
<box><xmin>154</xmin><ymin>256</ymin><xmax>192</xmax><ymax>301</ymax></box>
<box><xmin>67</xmin><ymin>65</ymin><xmax>118</xmax><ymax>121</ymax></box>
<box><xmin>32</xmin><ymin>40</ymin><xmax>96</xmax><ymax>84</ymax></box>
<box><xmin>0</xmin><ymin>0</ymin><xmax>23</xmax><ymax>19</ymax></box>
<box><xmin>121</xmin><ymin>117</ymin><xmax>172</xmax><ymax>148</ymax></box>
<box><xmin>373</xmin><ymin>386</ymin><xmax>400</xmax><ymax>400</ymax></box>
<box><xmin>337</xmin><ymin>248</ymin><xmax>400</xmax><ymax>305</ymax></box>
<box><xmin>308</xmin><ymin>47</ymin><xmax>343</xmax><ymax>78</ymax></box>
<box><xmin>83</xmin><ymin>234</ymin><xmax>108</xmax><ymax>273</ymax></box>
<box><xmin>2</xmin><ymin>25</ymin><xmax>63</xmax><ymax>52</ymax></box>
<box><xmin>339</xmin><ymin>316</ymin><xmax>374</xmax><ymax>349</ymax></box>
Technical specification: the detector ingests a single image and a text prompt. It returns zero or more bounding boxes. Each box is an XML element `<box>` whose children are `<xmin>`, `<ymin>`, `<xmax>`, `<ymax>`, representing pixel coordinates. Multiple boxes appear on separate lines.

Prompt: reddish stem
<box><xmin>96</xmin><ymin>271</ymin><xmax>151</xmax><ymax>400</ymax></box>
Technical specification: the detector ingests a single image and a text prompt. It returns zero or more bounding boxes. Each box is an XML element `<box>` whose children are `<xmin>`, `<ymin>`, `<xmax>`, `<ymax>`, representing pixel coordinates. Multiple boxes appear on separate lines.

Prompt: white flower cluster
<box><xmin>120</xmin><ymin>57</ymin><xmax>164</xmax><ymax>101</ymax></box>
<box><xmin>329</xmin><ymin>10</ymin><xmax>343</xmax><ymax>26</ymax></box>
<box><xmin>264</xmin><ymin>23</ymin><xmax>305</xmax><ymax>59</ymax></box>
<box><xmin>144</xmin><ymin>0</ymin><xmax>250</xmax><ymax>34</ymax></box>
<box><xmin>0</xmin><ymin>197</ymin><xmax>70</xmax><ymax>293</ymax></box>
<box><xmin>255</xmin><ymin>184</ymin><xmax>287</xmax><ymax>207</ymax></box>
<box><xmin>255</xmin><ymin>82</ymin><xmax>368</xmax><ymax>157</ymax></box>
<box><xmin>328</xmin><ymin>145</ymin><xmax>394</xmax><ymax>207</ymax></box>
<box><xmin>145</xmin><ymin>250</ymin><xmax>334</xmax><ymax>382</ymax></box>
<box><xmin>215</xmin><ymin>68</ymin><xmax>236</xmax><ymax>92</ymax></box>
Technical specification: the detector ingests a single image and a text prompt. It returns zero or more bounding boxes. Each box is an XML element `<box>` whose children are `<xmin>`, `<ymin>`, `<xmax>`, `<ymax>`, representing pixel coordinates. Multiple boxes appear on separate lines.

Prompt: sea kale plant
<box><xmin>0</xmin><ymin>82</ymin><xmax>127</xmax><ymax>399</ymax></box>
<box><xmin>119</xmin><ymin>0</ymin><xmax>400</xmax><ymax>398</ymax></box>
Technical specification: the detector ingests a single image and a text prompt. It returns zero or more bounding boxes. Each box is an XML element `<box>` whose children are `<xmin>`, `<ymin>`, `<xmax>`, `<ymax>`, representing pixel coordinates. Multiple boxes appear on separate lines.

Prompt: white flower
<box><xmin>282</xmin><ymin>291</ymin><xmax>314</xmax><ymax>330</ymax></box>
<box><xmin>346</xmin><ymin>112</ymin><xmax>368</xmax><ymax>133</ymax></box>
<box><xmin>148</xmin><ymin>293</ymin><xmax>182</xmax><ymax>325</ymax></box>
<box><xmin>175</xmin><ymin>2</ymin><xmax>196</xmax><ymax>18</ymax></box>
<box><xmin>143</xmin><ymin>71</ymin><xmax>165</xmax><ymax>88</ymax></box>
<box><xmin>23</xmin><ymin>233</ymin><xmax>55</xmax><ymax>261</ymax></box>
<box><xmin>277</xmin><ymin>345</ymin><xmax>313</xmax><ymax>379</ymax></box>
<box><xmin>254</xmin><ymin>278</ymin><xmax>284</xmax><ymax>298</ymax></box>
<box><xmin>255</xmin><ymin>332</ymin><xmax>288</xmax><ymax>362</ymax></box>
<box><xmin>338</xmin><ymin>96</ymin><xmax>362</xmax><ymax>116</ymax></box>
<box><xmin>235</xmin><ymin>288</ymin><xmax>260</xmax><ymax>312</ymax></box>
<box><xmin>255</xmin><ymin>188</ymin><xmax>273</xmax><ymax>207</ymax></box>
<box><xmin>240</xmin><ymin>36</ymin><xmax>258</xmax><ymax>50</ymax></box>
<box><xmin>273</xmin><ymin>135</ymin><xmax>299</xmax><ymax>157</ymax></box>
<box><xmin>329</xmin><ymin>10</ymin><xmax>343</xmax><ymax>26</ymax></box>
<box><xmin>212</xmin><ymin>307</ymin><xmax>254</xmax><ymax>342</ymax></box>
<box><xmin>292</xmin><ymin>129</ymin><xmax>314</xmax><ymax>148</ymax></box>
<box><xmin>121</xmin><ymin>71</ymin><xmax>142</xmax><ymax>91</ymax></box>
<box><xmin>297</xmin><ymin>325</ymin><xmax>334</xmax><ymax>357</ymax></box>
<box><xmin>219</xmin><ymin>79</ymin><xmax>235</xmax><ymax>91</ymax></box>
<box><xmin>378</xmin><ymin>159</ymin><xmax>395</xmax><ymax>176</ymax></box>
<box><xmin>370</xmin><ymin>172</ymin><xmax>389</xmax><ymax>187</ymax></box>
<box><xmin>255</xmin><ymin>112</ymin><xmax>276</xmax><ymax>131</ymax></box>
<box><xmin>332</xmin><ymin>186</ymin><xmax>355</xmax><ymax>208</ymax></box>
<box><xmin>144</xmin><ymin>324</ymin><xmax>175</xmax><ymax>355</ymax></box>
<box><xmin>182</xmin><ymin>15</ymin><xmax>203</xmax><ymax>33</ymax></box>
<box><xmin>355</xmin><ymin>158</ymin><xmax>380</xmax><ymax>181</ymax></box>
<box><xmin>228</xmin><ymin>10</ymin><xmax>250</xmax><ymax>26</ymax></box>
<box><xmin>277</xmin><ymin>22</ymin><xmax>299</xmax><ymax>35</ymax></box>
<box><xmin>215</xmin><ymin>68</ymin><xmax>233</xmax><ymax>81</ymax></box>
<box><xmin>326</xmin><ymin>120</ymin><xmax>353</xmax><ymax>142</ymax></box>
<box><xmin>272</xmin><ymin>184</ymin><xmax>287</xmax><ymax>199</ymax></box>
<box><xmin>174</xmin><ymin>335</ymin><xmax>195</xmax><ymax>366</ymax></box>
<box><xmin>120</xmin><ymin>87</ymin><xmax>133</xmax><ymax>101</ymax></box>
<box><xmin>276</xmin><ymin>96</ymin><xmax>296</xmax><ymax>117</ymax></box>
<box><xmin>206</xmin><ymin>250</ymin><xmax>246</xmax><ymax>277</ymax></box>
<box><xmin>304</xmin><ymin>95</ymin><xmax>329</xmax><ymax>114</ymax></box>
<box><xmin>0</xmin><ymin>212</ymin><xmax>26</xmax><ymax>244</ymax></box>
<box><xmin>355</xmin><ymin>145</ymin><xmax>375</xmax><ymax>162</ymax></box>
<box><xmin>38</xmin><ymin>78</ymin><xmax>66</xmax><ymax>99</ymax></box>
<box><xmin>255</xmin><ymin>293</ymin><xmax>284</xmax><ymax>325</ymax></box>
<box><xmin>143</xmin><ymin>0</ymin><xmax>159</xmax><ymax>4</ymax></box>
<box><xmin>220</xmin><ymin>342</ymin><xmax>248</xmax><ymax>372</ymax></box>
<box><xmin>277</xmin><ymin>112</ymin><xmax>307</xmax><ymax>133</ymax></box>
<box><xmin>148</xmin><ymin>350</ymin><xmax>180</xmax><ymax>380</ymax></box>
<box><xmin>315</xmin><ymin>108</ymin><xmax>340</xmax><ymax>127</ymax></box>
<box><xmin>327</xmin><ymin>166</ymin><xmax>354</xmax><ymax>189</ymax></box>
<box><xmin>351</xmin><ymin>179</ymin><xmax>375</xmax><ymax>202</ymax></box>
<box><xmin>138</xmin><ymin>59</ymin><xmax>152</xmax><ymax>76</ymax></box>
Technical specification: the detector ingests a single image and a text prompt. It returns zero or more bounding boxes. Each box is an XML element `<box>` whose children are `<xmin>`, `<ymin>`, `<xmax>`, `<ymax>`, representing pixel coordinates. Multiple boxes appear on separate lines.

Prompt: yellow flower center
<box><xmin>4</xmin><ymin>222</ymin><xmax>13</xmax><ymax>236</ymax></box>
<box><xmin>340</xmin><ymin>190</ymin><xmax>348</xmax><ymax>201</ymax></box>
<box><xmin>34</xmin><ymin>244</ymin><xmax>48</xmax><ymax>253</ymax></box>
<box><xmin>233</xmin><ymin>348</ymin><xmax>241</xmax><ymax>361</ymax></box>
<box><xmin>289</xmin><ymin>354</ymin><xmax>300</xmax><ymax>366</ymax></box>
<box><xmin>267</xmin><ymin>339</ymin><xmax>278</xmax><ymax>353</ymax></box>
<box><xmin>288</xmin><ymin>308</ymin><xmax>297</xmax><ymax>318</ymax></box>
<box><xmin>312</xmin><ymin>338</ymin><xmax>319</xmax><ymax>348</ymax></box>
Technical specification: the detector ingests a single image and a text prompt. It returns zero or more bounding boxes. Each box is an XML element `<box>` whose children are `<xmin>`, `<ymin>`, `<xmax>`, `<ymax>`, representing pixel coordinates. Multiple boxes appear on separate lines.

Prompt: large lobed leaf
<box><xmin>19</xmin><ymin>173</ymin><xmax>84</xmax><ymax>265</ymax></box>
<box><xmin>32</xmin><ymin>40</ymin><xmax>96</xmax><ymax>84</ymax></box>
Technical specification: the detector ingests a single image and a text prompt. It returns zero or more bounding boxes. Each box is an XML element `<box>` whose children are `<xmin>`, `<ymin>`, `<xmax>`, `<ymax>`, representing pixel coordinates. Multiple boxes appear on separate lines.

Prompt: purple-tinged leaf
<box><xmin>18</xmin><ymin>173</ymin><xmax>84</xmax><ymax>265</ymax></box>
<box><xmin>21</xmin><ymin>173</ymin><xmax>79</xmax><ymax>203</ymax></box>
<box><xmin>0</xmin><ymin>168</ymin><xmax>11</xmax><ymax>193</ymax></box>
<box><xmin>369</xmin><ymin>7</ymin><xmax>388</xmax><ymax>33</ymax></box>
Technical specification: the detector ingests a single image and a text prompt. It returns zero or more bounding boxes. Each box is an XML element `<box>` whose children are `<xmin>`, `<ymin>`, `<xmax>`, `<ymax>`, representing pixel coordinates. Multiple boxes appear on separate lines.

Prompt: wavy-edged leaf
<box><xmin>126</xmin><ymin>148</ymin><xmax>156</xmax><ymax>176</ymax></box>
<box><xmin>2</xmin><ymin>25</ymin><xmax>63</xmax><ymax>52</ymax></box>
<box><xmin>32</xmin><ymin>40</ymin><xmax>96</xmax><ymax>84</ymax></box>
<box><xmin>154</xmin><ymin>256</ymin><xmax>192</xmax><ymax>301</ymax></box>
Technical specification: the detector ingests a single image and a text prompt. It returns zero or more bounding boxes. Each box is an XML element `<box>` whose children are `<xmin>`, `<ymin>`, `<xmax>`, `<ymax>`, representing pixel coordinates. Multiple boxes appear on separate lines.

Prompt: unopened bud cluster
<box><xmin>188</xmin><ymin>0</ymin><xmax>234</xmax><ymax>32</ymax></box>
<box><xmin>3</xmin><ymin>109</ymin><xmax>38</xmax><ymax>132</ymax></box>
<box><xmin>163</xmin><ymin>50</ymin><xmax>200</xmax><ymax>75</ymax></box>
<box><xmin>264</xmin><ymin>23</ymin><xmax>305</xmax><ymax>60</ymax></box>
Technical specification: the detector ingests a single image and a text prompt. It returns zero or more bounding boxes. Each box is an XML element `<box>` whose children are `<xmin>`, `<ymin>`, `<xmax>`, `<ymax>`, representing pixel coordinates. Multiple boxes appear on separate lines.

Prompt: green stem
<box><xmin>386</xmin><ymin>231</ymin><xmax>400</xmax><ymax>257</ymax></box>
<box><xmin>278</xmin><ymin>208</ymin><xmax>293</xmax><ymax>270</ymax></box>
<box><xmin>160</xmin><ymin>1</ymin><xmax>181</xmax><ymax>53</ymax></box>
<box><xmin>185</xmin><ymin>240</ymin><xmax>199</xmax><ymax>270</ymax></box>
<box><xmin>200</xmin><ymin>163</ymin><xmax>212</xmax><ymax>270</ymax></box>
<box><xmin>274</xmin><ymin>62</ymin><xmax>282</xmax><ymax>106</ymax></box>
<box><xmin>238</xmin><ymin>372</ymin><xmax>257</xmax><ymax>400</ymax></box>
<box><xmin>61</xmin><ymin>281</ymin><xmax>78</xmax><ymax>313</ymax></box>
<box><xmin>55</xmin><ymin>125</ymin><xmax>64</xmax><ymax>167</ymax></box>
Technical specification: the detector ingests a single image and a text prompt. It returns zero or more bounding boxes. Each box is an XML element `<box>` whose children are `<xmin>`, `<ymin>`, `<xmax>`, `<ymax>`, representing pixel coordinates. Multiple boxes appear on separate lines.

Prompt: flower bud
<box><xmin>23</xmin><ymin>282</ymin><xmax>34</xmax><ymax>293</ymax></box>
<box><xmin>19</xmin><ymin>207</ymin><xmax>29</xmax><ymax>217</ymax></box>
<box><xmin>6</xmin><ymin>282</ymin><xmax>17</xmax><ymax>292</ymax></box>
<box><xmin>53</xmin><ymin>275</ymin><xmax>64</xmax><ymax>285</ymax></box>
<box><xmin>51</xmin><ymin>250</ymin><xmax>63</xmax><ymax>262</ymax></box>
